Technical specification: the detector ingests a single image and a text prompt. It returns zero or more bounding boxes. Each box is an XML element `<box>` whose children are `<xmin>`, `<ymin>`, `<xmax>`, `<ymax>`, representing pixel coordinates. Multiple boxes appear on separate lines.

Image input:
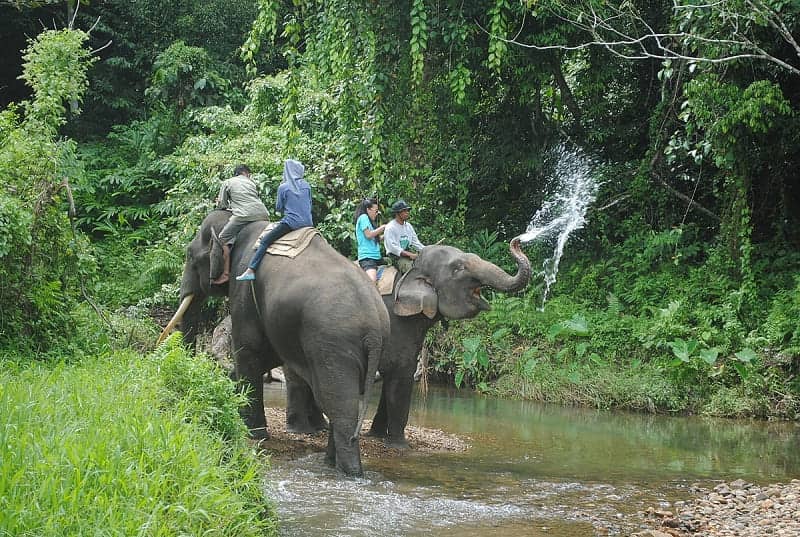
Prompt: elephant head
<box><xmin>393</xmin><ymin>238</ymin><xmax>531</xmax><ymax>320</ymax></box>
<box><xmin>157</xmin><ymin>210</ymin><xmax>231</xmax><ymax>345</ymax></box>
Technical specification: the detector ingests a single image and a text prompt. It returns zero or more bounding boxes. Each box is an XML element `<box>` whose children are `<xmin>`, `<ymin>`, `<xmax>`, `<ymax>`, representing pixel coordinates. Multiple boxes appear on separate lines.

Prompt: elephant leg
<box><xmin>315</xmin><ymin>379</ymin><xmax>363</xmax><ymax>477</ymax></box>
<box><xmin>381</xmin><ymin>370</ymin><xmax>416</xmax><ymax>449</ymax></box>
<box><xmin>232</xmin><ymin>343</ymin><xmax>271</xmax><ymax>438</ymax></box>
<box><xmin>328</xmin><ymin>419</ymin><xmax>363</xmax><ymax>477</ymax></box>
<box><xmin>285</xmin><ymin>368</ymin><xmax>328</xmax><ymax>434</ymax></box>
<box><xmin>367</xmin><ymin>386</ymin><xmax>389</xmax><ymax>438</ymax></box>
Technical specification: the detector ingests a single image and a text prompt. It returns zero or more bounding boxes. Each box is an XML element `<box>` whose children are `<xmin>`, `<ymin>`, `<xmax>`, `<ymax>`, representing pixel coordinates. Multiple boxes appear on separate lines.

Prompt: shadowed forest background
<box><xmin>2</xmin><ymin>0</ymin><xmax>800</xmax><ymax>418</ymax></box>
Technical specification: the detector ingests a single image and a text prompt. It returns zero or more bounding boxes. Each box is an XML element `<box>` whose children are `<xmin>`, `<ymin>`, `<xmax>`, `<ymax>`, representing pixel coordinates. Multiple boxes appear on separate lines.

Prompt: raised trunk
<box><xmin>467</xmin><ymin>238</ymin><xmax>531</xmax><ymax>293</ymax></box>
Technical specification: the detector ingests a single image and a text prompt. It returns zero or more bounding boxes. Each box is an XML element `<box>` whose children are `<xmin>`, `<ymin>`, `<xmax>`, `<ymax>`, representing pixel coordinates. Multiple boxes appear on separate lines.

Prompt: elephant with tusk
<box><xmin>285</xmin><ymin>238</ymin><xmax>532</xmax><ymax>449</ymax></box>
<box><xmin>158</xmin><ymin>210</ymin><xmax>390</xmax><ymax>477</ymax></box>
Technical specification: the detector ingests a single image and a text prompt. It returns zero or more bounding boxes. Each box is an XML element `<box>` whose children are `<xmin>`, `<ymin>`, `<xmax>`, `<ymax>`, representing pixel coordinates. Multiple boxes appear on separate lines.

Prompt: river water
<box><xmin>262</xmin><ymin>383</ymin><xmax>800</xmax><ymax>536</ymax></box>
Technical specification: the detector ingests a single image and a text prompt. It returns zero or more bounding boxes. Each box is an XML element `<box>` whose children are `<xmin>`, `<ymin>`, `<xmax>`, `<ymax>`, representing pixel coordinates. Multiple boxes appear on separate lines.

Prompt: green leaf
<box><xmin>491</xmin><ymin>328</ymin><xmax>510</xmax><ymax>341</ymax></box>
<box><xmin>731</xmin><ymin>361</ymin><xmax>750</xmax><ymax>380</ymax></box>
<box><xmin>698</xmin><ymin>347</ymin><xmax>720</xmax><ymax>365</ymax></box>
<box><xmin>455</xmin><ymin>369</ymin><xmax>465</xmax><ymax>388</ymax></box>
<box><xmin>563</xmin><ymin>314</ymin><xmax>589</xmax><ymax>336</ymax></box>
<box><xmin>567</xmin><ymin>370</ymin><xmax>581</xmax><ymax>383</ymax></box>
<box><xmin>463</xmin><ymin>351</ymin><xmax>476</xmax><ymax>367</ymax></box>
<box><xmin>734</xmin><ymin>348</ymin><xmax>757</xmax><ymax>364</ymax></box>
<box><xmin>667</xmin><ymin>339</ymin><xmax>698</xmax><ymax>361</ymax></box>
<box><xmin>463</xmin><ymin>336</ymin><xmax>481</xmax><ymax>353</ymax></box>
<box><xmin>523</xmin><ymin>356</ymin><xmax>538</xmax><ymax>375</ymax></box>
<box><xmin>589</xmin><ymin>353</ymin><xmax>605</xmax><ymax>366</ymax></box>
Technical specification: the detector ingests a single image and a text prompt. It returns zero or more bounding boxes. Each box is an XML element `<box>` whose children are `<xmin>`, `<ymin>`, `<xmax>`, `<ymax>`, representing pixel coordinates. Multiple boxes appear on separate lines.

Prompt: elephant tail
<box><xmin>350</xmin><ymin>332</ymin><xmax>383</xmax><ymax>443</ymax></box>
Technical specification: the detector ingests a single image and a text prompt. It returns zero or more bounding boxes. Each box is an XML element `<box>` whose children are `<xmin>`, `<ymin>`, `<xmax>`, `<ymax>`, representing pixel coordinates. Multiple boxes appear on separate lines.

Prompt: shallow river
<box><xmin>262</xmin><ymin>383</ymin><xmax>800</xmax><ymax>536</ymax></box>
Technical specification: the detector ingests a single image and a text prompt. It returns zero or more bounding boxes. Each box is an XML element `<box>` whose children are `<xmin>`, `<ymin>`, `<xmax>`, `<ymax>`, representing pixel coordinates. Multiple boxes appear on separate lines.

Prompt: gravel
<box><xmin>259</xmin><ymin>407</ymin><xmax>469</xmax><ymax>460</ymax></box>
<box><xmin>635</xmin><ymin>479</ymin><xmax>800</xmax><ymax>536</ymax></box>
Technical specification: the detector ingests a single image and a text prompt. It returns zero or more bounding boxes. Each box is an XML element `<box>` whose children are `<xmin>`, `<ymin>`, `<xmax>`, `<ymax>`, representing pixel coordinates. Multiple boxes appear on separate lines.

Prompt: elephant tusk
<box><xmin>156</xmin><ymin>294</ymin><xmax>194</xmax><ymax>345</ymax></box>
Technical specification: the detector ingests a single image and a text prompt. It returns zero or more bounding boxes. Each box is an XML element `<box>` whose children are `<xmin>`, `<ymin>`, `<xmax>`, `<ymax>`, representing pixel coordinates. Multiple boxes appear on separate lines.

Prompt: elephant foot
<box><xmin>384</xmin><ymin>436</ymin><xmax>410</xmax><ymax>450</ymax></box>
<box><xmin>365</xmin><ymin>427</ymin><xmax>387</xmax><ymax>439</ymax></box>
<box><xmin>248</xmin><ymin>426</ymin><xmax>269</xmax><ymax>440</ymax></box>
<box><xmin>286</xmin><ymin>422</ymin><xmax>327</xmax><ymax>435</ymax></box>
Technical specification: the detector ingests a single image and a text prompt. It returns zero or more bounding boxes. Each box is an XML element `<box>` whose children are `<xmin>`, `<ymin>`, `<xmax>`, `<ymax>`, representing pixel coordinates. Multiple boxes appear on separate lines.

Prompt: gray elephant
<box><xmin>287</xmin><ymin>238</ymin><xmax>531</xmax><ymax>448</ymax></box>
<box><xmin>158</xmin><ymin>210</ymin><xmax>389</xmax><ymax>476</ymax></box>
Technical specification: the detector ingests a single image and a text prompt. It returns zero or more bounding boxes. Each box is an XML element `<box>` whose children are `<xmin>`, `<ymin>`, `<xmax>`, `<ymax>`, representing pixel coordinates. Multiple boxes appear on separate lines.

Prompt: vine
<box><xmin>443</xmin><ymin>12</ymin><xmax>471</xmax><ymax>104</ymax></box>
<box><xmin>410</xmin><ymin>0</ymin><xmax>428</xmax><ymax>86</ymax></box>
<box><xmin>240</xmin><ymin>0</ymin><xmax>278</xmax><ymax>76</ymax></box>
<box><xmin>487</xmin><ymin>0</ymin><xmax>510</xmax><ymax>74</ymax></box>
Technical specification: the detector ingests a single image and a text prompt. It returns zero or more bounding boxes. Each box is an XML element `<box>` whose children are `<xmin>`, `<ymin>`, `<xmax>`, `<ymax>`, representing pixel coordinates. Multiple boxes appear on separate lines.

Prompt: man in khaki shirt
<box><xmin>211</xmin><ymin>164</ymin><xmax>269</xmax><ymax>285</ymax></box>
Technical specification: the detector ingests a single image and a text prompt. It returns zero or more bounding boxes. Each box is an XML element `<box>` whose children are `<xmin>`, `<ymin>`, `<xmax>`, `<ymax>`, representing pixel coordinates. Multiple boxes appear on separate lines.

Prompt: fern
<box><xmin>606</xmin><ymin>292</ymin><xmax>623</xmax><ymax>316</ymax></box>
<box><xmin>137</xmin><ymin>247</ymin><xmax>184</xmax><ymax>293</ymax></box>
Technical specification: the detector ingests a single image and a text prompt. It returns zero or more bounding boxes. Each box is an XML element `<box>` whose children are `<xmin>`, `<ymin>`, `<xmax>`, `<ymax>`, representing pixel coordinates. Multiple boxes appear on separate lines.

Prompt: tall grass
<box><xmin>0</xmin><ymin>335</ymin><xmax>277</xmax><ymax>536</ymax></box>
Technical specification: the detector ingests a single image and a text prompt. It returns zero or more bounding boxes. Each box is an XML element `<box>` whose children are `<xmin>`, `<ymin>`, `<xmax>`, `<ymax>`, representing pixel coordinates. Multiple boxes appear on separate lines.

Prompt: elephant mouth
<box><xmin>472</xmin><ymin>286</ymin><xmax>491</xmax><ymax>310</ymax></box>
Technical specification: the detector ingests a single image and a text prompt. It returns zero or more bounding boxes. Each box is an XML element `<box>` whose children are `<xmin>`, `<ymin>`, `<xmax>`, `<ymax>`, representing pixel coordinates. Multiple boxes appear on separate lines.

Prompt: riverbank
<box><xmin>636</xmin><ymin>479</ymin><xmax>800</xmax><ymax>536</ymax></box>
<box><xmin>259</xmin><ymin>407</ymin><xmax>469</xmax><ymax>460</ymax></box>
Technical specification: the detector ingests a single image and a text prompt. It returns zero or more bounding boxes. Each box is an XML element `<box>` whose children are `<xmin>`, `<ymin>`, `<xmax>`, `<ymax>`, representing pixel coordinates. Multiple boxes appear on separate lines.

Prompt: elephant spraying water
<box><xmin>158</xmin><ymin>210</ymin><xmax>390</xmax><ymax>476</ymax></box>
<box><xmin>287</xmin><ymin>238</ymin><xmax>532</xmax><ymax>448</ymax></box>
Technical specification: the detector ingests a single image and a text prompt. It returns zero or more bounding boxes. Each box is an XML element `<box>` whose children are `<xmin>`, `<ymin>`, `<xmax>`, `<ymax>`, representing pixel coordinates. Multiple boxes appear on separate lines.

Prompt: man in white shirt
<box><xmin>384</xmin><ymin>199</ymin><xmax>425</xmax><ymax>273</ymax></box>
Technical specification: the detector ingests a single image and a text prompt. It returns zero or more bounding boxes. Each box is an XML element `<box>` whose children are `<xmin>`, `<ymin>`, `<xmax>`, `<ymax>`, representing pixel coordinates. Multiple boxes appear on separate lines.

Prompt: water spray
<box><xmin>514</xmin><ymin>144</ymin><xmax>599</xmax><ymax>308</ymax></box>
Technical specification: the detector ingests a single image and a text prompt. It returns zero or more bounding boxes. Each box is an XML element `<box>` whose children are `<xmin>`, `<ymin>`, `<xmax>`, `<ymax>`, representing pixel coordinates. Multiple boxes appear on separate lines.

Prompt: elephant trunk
<box><xmin>156</xmin><ymin>294</ymin><xmax>194</xmax><ymax>345</ymax></box>
<box><xmin>467</xmin><ymin>238</ymin><xmax>531</xmax><ymax>293</ymax></box>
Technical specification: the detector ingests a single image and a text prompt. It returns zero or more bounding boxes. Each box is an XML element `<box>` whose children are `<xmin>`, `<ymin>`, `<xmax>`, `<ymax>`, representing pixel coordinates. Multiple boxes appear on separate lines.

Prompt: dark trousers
<box><xmin>248</xmin><ymin>222</ymin><xmax>292</xmax><ymax>270</ymax></box>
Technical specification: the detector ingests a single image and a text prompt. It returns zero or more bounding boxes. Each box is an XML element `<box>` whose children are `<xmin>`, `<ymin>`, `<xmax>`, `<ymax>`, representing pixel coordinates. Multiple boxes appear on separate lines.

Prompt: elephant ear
<box><xmin>209</xmin><ymin>227</ymin><xmax>224</xmax><ymax>281</ymax></box>
<box><xmin>393</xmin><ymin>268</ymin><xmax>438</xmax><ymax>319</ymax></box>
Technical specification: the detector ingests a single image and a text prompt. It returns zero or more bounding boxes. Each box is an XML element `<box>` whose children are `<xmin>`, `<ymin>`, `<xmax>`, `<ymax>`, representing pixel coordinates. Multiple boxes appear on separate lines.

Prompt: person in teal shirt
<box><xmin>354</xmin><ymin>197</ymin><xmax>386</xmax><ymax>282</ymax></box>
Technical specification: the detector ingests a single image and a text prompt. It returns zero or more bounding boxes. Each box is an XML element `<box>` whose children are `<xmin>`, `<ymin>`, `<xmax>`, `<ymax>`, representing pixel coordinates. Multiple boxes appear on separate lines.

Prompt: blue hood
<box><xmin>283</xmin><ymin>159</ymin><xmax>305</xmax><ymax>194</ymax></box>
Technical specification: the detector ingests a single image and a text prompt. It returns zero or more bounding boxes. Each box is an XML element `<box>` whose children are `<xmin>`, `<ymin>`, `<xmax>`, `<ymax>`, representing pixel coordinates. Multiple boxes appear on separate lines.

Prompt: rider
<box><xmin>211</xmin><ymin>164</ymin><xmax>269</xmax><ymax>285</ymax></box>
<box><xmin>354</xmin><ymin>197</ymin><xmax>387</xmax><ymax>282</ymax></box>
<box><xmin>236</xmin><ymin>159</ymin><xmax>313</xmax><ymax>281</ymax></box>
<box><xmin>383</xmin><ymin>199</ymin><xmax>425</xmax><ymax>273</ymax></box>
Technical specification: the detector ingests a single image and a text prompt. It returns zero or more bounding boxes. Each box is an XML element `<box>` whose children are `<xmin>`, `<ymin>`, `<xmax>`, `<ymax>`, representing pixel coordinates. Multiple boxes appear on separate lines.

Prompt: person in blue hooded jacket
<box><xmin>236</xmin><ymin>159</ymin><xmax>313</xmax><ymax>281</ymax></box>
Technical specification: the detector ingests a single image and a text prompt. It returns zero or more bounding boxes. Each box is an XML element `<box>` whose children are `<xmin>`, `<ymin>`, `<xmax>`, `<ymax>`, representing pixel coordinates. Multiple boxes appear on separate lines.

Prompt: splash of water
<box><xmin>515</xmin><ymin>145</ymin><xmax>599</xmax><ymax>308</ymax></box>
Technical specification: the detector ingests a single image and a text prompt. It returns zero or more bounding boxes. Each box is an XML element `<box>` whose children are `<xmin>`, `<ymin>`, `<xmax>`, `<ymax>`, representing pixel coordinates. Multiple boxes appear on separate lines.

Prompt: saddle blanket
<box><xmin>252</xmin><ymin>224</ymin><xmax>320</xmax><ymax>258</ymax></box>
<box><xmin>352</xmin><ymin>262</ymin><xmax>398</xmax><ymax>295</ymax></box>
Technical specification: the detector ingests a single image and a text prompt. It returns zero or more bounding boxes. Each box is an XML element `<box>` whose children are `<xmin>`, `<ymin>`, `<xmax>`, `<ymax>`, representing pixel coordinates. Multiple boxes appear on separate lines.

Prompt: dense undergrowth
<box><xmin>431</xmin><ymin>231</ymin><xmax>800</xmax><ymax>419</ymax></box>
<box><xmin>0</xmin><ymin>333</ymin><xmax>277</xmax><ymax>536</ymax></box>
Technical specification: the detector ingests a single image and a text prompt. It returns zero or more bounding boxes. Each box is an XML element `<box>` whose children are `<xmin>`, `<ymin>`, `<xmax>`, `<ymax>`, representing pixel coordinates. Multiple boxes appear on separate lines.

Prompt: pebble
<box><xmin>635</xmin><ymin>480</ymin><xmax>800</xmax><ymax>536</ymax></box>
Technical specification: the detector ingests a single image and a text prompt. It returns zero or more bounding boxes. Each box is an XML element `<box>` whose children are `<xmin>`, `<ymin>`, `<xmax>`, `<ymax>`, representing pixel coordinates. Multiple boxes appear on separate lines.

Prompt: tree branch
<box><xmin>494</xmin><ymin>1</ymin><xmax>800</xmax><ymax>78</ymax></box>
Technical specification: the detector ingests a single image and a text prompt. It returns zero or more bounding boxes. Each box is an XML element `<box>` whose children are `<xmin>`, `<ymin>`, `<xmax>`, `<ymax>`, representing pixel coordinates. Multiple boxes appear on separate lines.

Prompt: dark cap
<box><xmin>391</xmin><ymin>200</ymin><xmax>412</xmax><ymax>214</ymax></box>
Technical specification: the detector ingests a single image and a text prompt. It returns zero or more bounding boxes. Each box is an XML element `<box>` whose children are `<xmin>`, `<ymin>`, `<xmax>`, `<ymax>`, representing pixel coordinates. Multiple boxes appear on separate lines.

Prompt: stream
<box><xmin>262</xmin><ymin>383</ymin><xmax>800</xmax><ymax>536</ymax></box>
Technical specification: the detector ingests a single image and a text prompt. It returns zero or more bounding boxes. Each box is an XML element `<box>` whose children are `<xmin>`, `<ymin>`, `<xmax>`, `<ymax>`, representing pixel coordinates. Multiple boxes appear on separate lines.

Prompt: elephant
<box><xmin>158</xmin><ymin>210</ymin><xmax>390</xmax><ymax>476</ymax></box>
<box><xmin>285</xmin><ymin>238</ymin><xmax>532</xmax><ymax>448</ymax></box>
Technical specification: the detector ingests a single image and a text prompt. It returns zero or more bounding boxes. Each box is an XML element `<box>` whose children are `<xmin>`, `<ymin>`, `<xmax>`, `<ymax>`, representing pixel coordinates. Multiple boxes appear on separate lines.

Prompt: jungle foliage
<box><xmin>1</xmin><ymin>0</ymin><xmax>799</xmax><ymax>417</ymax></box>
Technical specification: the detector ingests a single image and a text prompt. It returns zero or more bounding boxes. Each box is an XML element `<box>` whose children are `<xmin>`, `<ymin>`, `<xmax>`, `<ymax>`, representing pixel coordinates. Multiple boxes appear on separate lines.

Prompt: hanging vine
<box><xmin>410</xmin><ymin>0</ymin><xmax>429</xmax><ymax>86</ymax></box>
<box><xmin>487</xmin><ymin>0</ymin><xmax>510</xmax><ymax>74</ymax></box>
<box><xmin>240</xmin><ymin>0</ymin><xmax>278</xmax><ymax>76</ymax></box>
